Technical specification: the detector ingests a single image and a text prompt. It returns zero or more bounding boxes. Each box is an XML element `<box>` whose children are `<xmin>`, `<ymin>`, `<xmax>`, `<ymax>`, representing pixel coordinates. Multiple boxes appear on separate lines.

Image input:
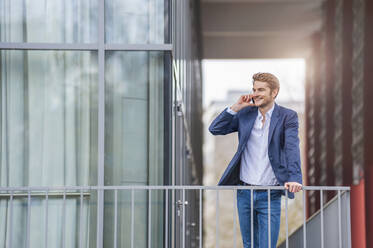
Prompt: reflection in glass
<box><xmin>104</xmin><ymin>51</ymin><xmax>167</xmax><ymax>247</ymax></box>
<box><xmin>0</xmin><ymin>0</ymin><xmax>98</xmax><ymax>43</ymax></box>
<box><xmin>105</xmin><ymin>0</ymin><xmax>169</xmax><ymax>44</ymax></box>
<box><xmin>0</xmin><ymin>50</ymin><xmax>98</xmax><ymax>247</ymax></box>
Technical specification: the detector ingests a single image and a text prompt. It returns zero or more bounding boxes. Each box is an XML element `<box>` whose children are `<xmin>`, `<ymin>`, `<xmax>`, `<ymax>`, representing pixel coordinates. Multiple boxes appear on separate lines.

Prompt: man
<box><xmin>208</xmin><ymin>72</ymin><xmax>303</xmax><ymax>248</ymax></box>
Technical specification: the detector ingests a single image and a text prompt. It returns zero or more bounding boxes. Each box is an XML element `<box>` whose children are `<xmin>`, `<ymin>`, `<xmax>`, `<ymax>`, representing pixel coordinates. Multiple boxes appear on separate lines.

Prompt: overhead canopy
<box><xmin>201</xmin><ymin>0</ymin><xmax>324</xmax><ymax>59</ymax></box>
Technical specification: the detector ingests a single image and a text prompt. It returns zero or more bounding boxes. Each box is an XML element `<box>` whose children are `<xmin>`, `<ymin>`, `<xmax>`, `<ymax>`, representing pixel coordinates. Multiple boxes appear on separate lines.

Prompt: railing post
<box><xmin>79</xmin><ymin>189</ymin><xmax>83</xmax><ymax>248</ymax></box>
<box><xmin>320</xmin><ymin>189</ymin><xmax>324</xmax><ymax>248</ymax></box>
<box><xmin>8</xmin><ymin>190</ymin><xmax>13</xmax><ymax>248</ymax></box>
<box><xmin>268</xmin><ymin>189</ymin><xmax>271</xmax><ymax>248</ymax></box>
<box><xmin>285</xmin><ymin>190</ymin><xmax>288</xmax><ymax>248</ymax></box>
<box><xmin>165</xmin><ymin>189</ymin><xmax>169</xmax><ymax>248</ymax></box>
<box><xmin>233</xmin><ymin>189</ymin><xmax>237</xmax><ymax>248</ymax></box>
<box><xmin>199</xmin><ymin>189</ymin><xmax>202</xmax><ymax>248</ymax></box>
<box><xmin>216</xmin><ymin>190</ymin><xmax>219</xmax><ymax>248</ymax></box>
<box><xmin>26</xmin><ymin>190</ymin><xmax>31</xmax><ymax>248</ymax></box>
<box><xmin>346</xmin><ymin>191</ymin><xmax>352</xmax><ymax>248</ymax></box>
<box><xmin>303</xmin><ymin>189</ymin><xmax>307</xmax><ymax>248</ymax></box>
<box><xmin>250</xmin><ymin>189</ymin><xmax>254</xmax><ymax>248</ymax></box>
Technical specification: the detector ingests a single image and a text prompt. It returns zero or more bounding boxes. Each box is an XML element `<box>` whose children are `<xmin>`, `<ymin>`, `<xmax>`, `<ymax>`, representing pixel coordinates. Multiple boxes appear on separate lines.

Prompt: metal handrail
<box><xmin>0</xmin><ymin>185</ymin><xmax>351</xmax><ymax>248</ymax></box>
<box><xmin>0</xmin><ymin>185</ymin><xmax>351</xmax><ymax>191</ymax></box>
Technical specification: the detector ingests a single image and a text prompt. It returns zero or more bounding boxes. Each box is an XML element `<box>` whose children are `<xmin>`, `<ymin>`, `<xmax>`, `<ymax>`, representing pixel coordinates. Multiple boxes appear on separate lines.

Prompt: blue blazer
<box><xmin>208</xmin><ymin>103</ymin><xmax>302</xmax><ymax>199</ymax></box>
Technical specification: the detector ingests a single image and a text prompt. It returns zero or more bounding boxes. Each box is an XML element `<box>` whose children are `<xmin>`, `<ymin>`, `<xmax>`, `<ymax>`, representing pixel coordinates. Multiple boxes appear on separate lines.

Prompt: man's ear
<box><xmin>272</xmin><ymin>89</ymin><xmax>279</xmax><ymax>99</ymax></box>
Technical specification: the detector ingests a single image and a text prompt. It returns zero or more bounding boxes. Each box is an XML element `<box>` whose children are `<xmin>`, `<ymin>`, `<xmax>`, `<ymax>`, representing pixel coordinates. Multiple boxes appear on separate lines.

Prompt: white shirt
<box><xmin>226</xmin><ymin>105</ymin><xmax>279</xmax><ymax>185</ymax></box>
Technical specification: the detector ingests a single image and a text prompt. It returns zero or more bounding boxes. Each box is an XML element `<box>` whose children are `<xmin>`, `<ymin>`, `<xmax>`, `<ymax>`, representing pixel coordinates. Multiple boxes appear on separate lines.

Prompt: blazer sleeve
<box><xmin>284</xmin><ymin>111</ymin><xmax>303</xmax><ymax>184</ymax></box>
<box><xmin>208</xmin><ymin>107</ymin><xmax>239</xmax><ymax>135</ymax></box>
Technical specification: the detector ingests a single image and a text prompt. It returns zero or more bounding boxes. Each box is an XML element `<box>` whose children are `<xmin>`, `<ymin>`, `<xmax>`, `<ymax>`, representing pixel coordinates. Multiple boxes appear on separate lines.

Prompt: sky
<box><xmin>202</xmin><ymin>59</ymin><xmax>306</xmax><ymax>109</ymax></box>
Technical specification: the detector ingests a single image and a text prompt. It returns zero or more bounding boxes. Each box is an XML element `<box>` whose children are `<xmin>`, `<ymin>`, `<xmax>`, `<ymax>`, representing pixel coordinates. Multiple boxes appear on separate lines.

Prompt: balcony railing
<box><xmin>0</xmin><ymin>185</ymin><xmax>350</xmax><ymax>248</ymax></box>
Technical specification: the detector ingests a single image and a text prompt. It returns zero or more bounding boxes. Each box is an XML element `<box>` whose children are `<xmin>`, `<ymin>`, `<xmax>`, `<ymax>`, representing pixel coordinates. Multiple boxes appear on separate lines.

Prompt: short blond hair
<box><xmin>252</xmin><ymin>72</ymin><xmax>280</xmax><ymax>92</ymax></box>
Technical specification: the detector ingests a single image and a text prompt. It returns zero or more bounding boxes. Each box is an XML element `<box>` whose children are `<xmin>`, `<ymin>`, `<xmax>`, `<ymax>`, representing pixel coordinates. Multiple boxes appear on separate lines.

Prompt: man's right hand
<box><xmin>230</xmin><ymin>94</ymin><xmax>255</xmax><ymax>112</ymax></box>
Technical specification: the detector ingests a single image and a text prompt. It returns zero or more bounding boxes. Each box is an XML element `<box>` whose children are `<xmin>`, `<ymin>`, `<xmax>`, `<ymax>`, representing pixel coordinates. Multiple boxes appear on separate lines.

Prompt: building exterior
<box><xmin>304</xmin><ymin>0</ymin><xmax>373</xmax><ymax>247</ymax></box>
<box><xmin>0</xmin><ymin>0</ymin><xmax>203</xmax><ymax>247</ymax></box>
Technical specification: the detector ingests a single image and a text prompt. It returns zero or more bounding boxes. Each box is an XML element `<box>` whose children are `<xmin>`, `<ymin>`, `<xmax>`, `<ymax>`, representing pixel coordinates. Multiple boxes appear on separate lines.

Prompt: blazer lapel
<box><xmin>241</xmin><ymin>108</ymin><xmax>257</xmax><ymax>144</ymax></box>
<box><xmin>268</xmin><ymin>103</ymin><xmax>280</xmax><ymax>144</ymax></box>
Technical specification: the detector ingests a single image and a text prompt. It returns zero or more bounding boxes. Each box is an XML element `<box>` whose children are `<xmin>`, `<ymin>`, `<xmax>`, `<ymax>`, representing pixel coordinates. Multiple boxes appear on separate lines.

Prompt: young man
<box><xmin>208</xmin><ymin>72</ymin><xmax>303</xmax><ymax>248</ymax></box>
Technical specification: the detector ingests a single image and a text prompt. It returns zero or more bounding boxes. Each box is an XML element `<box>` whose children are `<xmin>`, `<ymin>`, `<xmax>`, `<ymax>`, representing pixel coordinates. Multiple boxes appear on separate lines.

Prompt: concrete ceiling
<box><xmin>200</xmin><ymin>0</ymin><xmax>324</xmax><ymax>59</ymax></box>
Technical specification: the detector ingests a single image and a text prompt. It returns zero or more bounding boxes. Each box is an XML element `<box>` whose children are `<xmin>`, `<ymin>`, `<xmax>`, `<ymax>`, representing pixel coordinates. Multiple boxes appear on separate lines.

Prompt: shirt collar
<box><xmin>257</xmin><ymin>103</ymin><xmax>275</xmax><ymax>120</ymax></box>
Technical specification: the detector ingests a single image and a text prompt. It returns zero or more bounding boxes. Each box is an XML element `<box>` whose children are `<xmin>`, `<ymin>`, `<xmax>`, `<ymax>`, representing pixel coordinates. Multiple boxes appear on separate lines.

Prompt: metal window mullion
<box><xmin>0</xmin><ymin>42</ymin><xmax>98</xmax><ymax>50</ymax></box>
<box><xmin>0</xmin><ymin>43</ymin><xmax>172</xmax><ymax>51</ymax></box>
<box><xmin>105</xmin><ymin>44</ymin><xmax>172</xmax><ymax>51</ymax></box>
<box><xmin>96</xmin><ymin>0</ymin><xmax>105</xmax><ymax>247</ymax></box>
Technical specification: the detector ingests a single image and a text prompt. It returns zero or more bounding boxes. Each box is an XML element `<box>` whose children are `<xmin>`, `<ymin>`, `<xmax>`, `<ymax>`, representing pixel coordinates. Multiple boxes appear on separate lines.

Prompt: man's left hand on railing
<box><xmin>284</xmin><ymin>182</ymin><xmax>302</xmax><ymax>193</ymax></box>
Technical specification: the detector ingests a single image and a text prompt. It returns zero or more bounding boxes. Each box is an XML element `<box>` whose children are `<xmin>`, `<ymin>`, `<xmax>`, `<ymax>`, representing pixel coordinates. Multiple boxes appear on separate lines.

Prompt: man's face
<box><xmin>252</xmin><ymin>81</ymin><xmax>278</xmax><ymax>108</ymax></box>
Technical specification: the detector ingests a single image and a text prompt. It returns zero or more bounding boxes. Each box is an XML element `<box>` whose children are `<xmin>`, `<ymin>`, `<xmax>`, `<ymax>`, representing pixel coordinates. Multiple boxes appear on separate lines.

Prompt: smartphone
<box><xmin>251</xmin><ymin>98</ymin><xmax>255</xmax><ymax>104</ymax></box>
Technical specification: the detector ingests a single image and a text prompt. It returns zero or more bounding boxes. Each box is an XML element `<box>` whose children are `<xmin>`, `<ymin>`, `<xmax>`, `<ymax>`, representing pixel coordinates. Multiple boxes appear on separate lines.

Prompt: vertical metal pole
<box><xmin>233</xmin><ymin>189</ymin><xmax>237</xmax><ymax>248</ymax></box>
<box><xmin>268</xmin><ymin>189</ymin><xmax>271</xmax><ymax>248</ymax></box>
<box><xmin>114</xmin><ymin>190</ymin><xmax>118</xmax><ymax>248</ymax></box>
<box><xmin>165</xmin><ymin>189</ymin><xmax>168</xmax><ymax>248</ymax></box>
<box><xmin>182</xmin><ymin>189</ymin><xmax>186</xmax><ymax>248</ymax></box>
<box><xmin>45</xmin><ymin>190</ymin><xmax>49</xmax><ymax>248</ymax></box>
<box><xmin>171</xmin><ymin>188</ymin><xmax>175</xmax><ymax>248</ymax></box>
<box><xmin>216</xmin><ymin>190</ymin><xmax>219</xmax><ymax>248</ymax></box>
<box><xmin>26</xmin><ymin>190</ymin><xmax>31</xmax><ymax>248</ymax></box>
<box><xmin>346</xmin><ymin>191</ymin><xmax>351</xmax><ymax>248</ymax></box>
<box><xmin>9</xmin><ymin>190</ymin><xmax>13</xmax><ymax>248</ymax></box>
<box><xmin>303</xmin><ymin>189</ymin><xmax>307</xmax><ymax>248</ymax></box>
<box><xmin>148</xmin><ymin>190</ymin><xmax>152</xmax><ymax>248</ymax></box>
<box><xmin>131</xmin><ymin>189</ymin><xmax>135</xmax><ymax>248</ymax></box>
<box><xmin>97</xmin><ymin>0</ymin><xmax>105</xmax><ymax>246</ymax></box>
<box><xmin>285</xmin><ymin>190</ymin><xmax>289</xmax><ymax>248</ymax></box>
<box><xmin>79</xmin><ymin>189</ymin><xmax>83</xmax><ymax>248</ymax></box>
<box><xmin>338</xmin><ymin>190</ymin><xmax>342</xmax><ymax>248</ymax></box>
<box><xmin>62</xmin><ymin>190</ymin><xmax>66</xmax><ymax>248</ymax></box>
<box><xmin>320</xmin><ymin>190</ymin><xmax>324</xmax><ymax>248</ymax></box>
<box><xmin>251</xmin><ymin>189</ymin><xmax>254</xmax><ymax>248</ymax></box>
<box><xmin>199</xmin><ymin>189</ymin><xmax>202</xmax><ymax>248</ymax></box>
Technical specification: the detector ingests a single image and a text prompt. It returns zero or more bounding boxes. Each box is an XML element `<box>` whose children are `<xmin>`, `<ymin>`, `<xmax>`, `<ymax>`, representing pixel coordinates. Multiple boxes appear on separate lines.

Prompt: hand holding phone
<box><xmin>230</xmin><ymin>94</ymin><xmax>255</xmax><ymax>112</ymax></box>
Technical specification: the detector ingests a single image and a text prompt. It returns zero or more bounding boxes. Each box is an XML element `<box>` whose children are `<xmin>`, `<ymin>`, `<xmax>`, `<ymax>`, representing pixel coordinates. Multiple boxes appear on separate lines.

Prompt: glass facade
<box><xmin>105</xmin><ymin>0</ymin><xmax>168</xmax><ymax>44</ymax></box>
<box><xmin>0</xmin><ymin>0</ymin><xmax>98</xmax><ymax>43</ymax></box>
<box><xmin>0</xmin><ymin>0</ymin><xmax>202</xmax><ymax>247</ymax></box>
<box><xmin>104</xmin><ymin>51</ymin><xmax>165</xmax><ymax>186</ymax></box>
<box><xmin>0</xmin><ymin>50</ymin><xmax>98</xmax><ymax>187</ymax></box>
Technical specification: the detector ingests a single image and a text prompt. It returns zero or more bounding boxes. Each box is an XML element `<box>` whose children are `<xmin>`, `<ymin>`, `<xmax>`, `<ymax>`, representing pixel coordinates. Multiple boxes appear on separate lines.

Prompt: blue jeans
<box><xmin>237</xmin><ymin>189</ymin><xmax>282</xmax><ymax>248</ymax></box>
